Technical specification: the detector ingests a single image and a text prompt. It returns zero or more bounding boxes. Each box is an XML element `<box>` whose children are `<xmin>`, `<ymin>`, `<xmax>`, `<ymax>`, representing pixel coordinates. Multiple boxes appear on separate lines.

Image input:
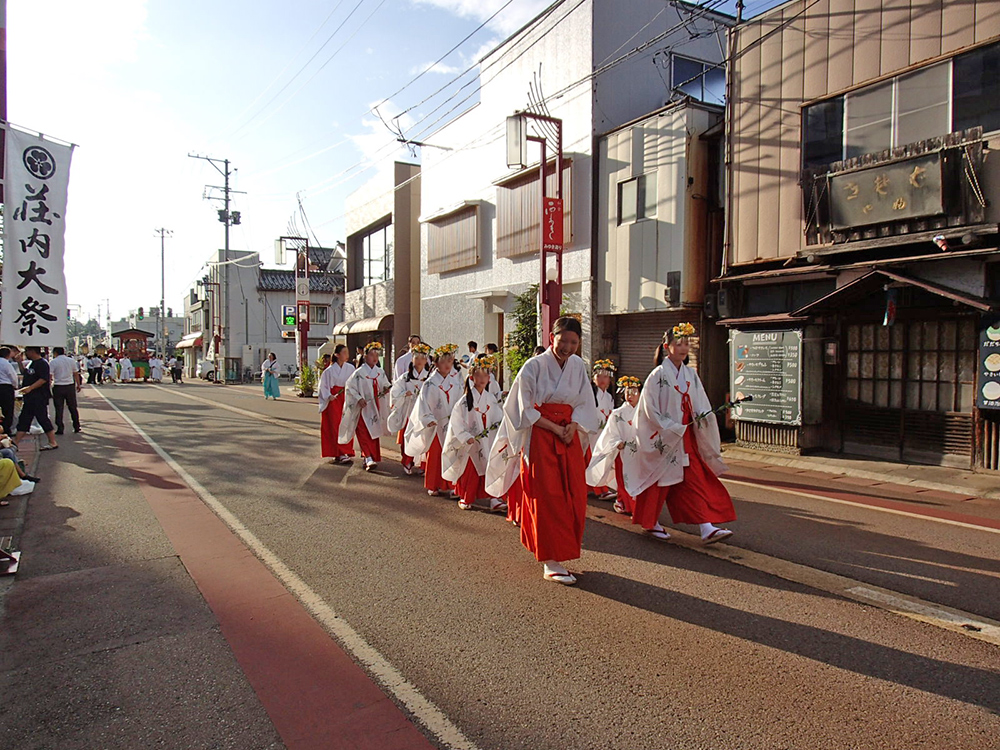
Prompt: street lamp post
<box><xmin>507</xmin><ymin>112</ymin><xmax>564</xmax><ymax>344</ymax></box>
<box><xmin>275</xmin><ymin>236</ymin><xmax>310</xmax><ymax>373</ymax></box>
<box><xmin>154</xmin><ymin>228</ymin><xmax>172</xmax><ymax>358</ymax></box>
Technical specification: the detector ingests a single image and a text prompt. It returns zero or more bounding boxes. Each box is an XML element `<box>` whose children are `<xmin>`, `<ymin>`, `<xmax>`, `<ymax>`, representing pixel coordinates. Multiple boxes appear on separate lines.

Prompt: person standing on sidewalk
<box><xmin>13</xmin><ymin>346</ymin><xmax>58</xmax><ymax>451</ymax></box>
<box><xmin>0</xmin><ymin>348</ymin><xmax>20</xmax><ymax>437</ymax></box>
<box><xmin>261</xmin><ymin>353</ymin><xmax>281</xmax><ymax>400</ymax></box>
<box><xmin>50</xmin><ymin>347</ymin><xmax>82</xmax><ymax>435</ymax></box>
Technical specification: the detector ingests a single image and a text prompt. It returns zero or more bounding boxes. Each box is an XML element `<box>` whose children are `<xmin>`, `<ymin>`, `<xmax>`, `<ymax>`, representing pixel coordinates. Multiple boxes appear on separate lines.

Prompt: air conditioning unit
<box><xmin>717</xmin><ymin>287</ymin><xmax>740</xmax><ymax>319</ymax></box>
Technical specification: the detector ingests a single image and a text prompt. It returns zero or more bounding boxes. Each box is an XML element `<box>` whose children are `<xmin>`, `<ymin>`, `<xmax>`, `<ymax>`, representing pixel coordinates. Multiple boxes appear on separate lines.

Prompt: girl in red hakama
<box><xmin>485</xmin><ymin>317</ymin><xmax>601</xmax><ymax>585</ymax></box>
<box><xmin>586</xmin><ymin>375</ymin><xmax>642</xmax><ymax>515</ymax></box>
<box><xmin>627</xmin><ymin>323</ymin><xmax>735</xmax><ymax>543</ymax></box>
<box><xmin>587</xmin><ymin>359</ymin><xmax>616</xmax><ymax>499</ymax></box>
<box><xmin>319</xmin><ymin>344</ymin><xmax>356</xmax><ymax>462</ymax></box>
<box><xmin>442</xmin><ymin>357</ymin><xmax>505</xmax><ymax>512</ymax></box>
<box><xmin>405</xmin><ymin>344</ymin><xmax>462</xmax><ymax>496</ymax></box>
<box><xmin>388</xmin><ymin>344</ymin><xmax>431</xmax><ymax>475</ymax></box>
<box><xmin>340</xmin><ymin>342</ymin><xmax>391</xmax><ymax>472</ymax></box>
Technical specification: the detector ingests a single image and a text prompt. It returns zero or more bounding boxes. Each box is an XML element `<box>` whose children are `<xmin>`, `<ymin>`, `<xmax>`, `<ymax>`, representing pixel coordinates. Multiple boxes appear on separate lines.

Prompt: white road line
<box><xmin>723</xmin><ymin>478</ymin><xmax>1000</xmax><ymax>535</ymax></box>
<box><xmin>95</xmin><ymin>388</ymin><xmax>480</xmax><ymax>750</ymax></box>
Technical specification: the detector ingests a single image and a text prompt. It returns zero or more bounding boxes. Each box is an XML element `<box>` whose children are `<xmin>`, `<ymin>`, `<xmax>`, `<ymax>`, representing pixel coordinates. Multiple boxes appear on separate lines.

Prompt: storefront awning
<box><xmin>792</xmin><ymin>269</ymin><xmax>998</xmax><ymax>317</ymax></box>
<box><xmin>332</xmin><ymin>314</ymin><xmax>394</xmax><ymax>336</ymax></box>
<box><xmin>174</xmin><ymin>333</ymin><xmax>203</xmax><ymax>349</ymax></box>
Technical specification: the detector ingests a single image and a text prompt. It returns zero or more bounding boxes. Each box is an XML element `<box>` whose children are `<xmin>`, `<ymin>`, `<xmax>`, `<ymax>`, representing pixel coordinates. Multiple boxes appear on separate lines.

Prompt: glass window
<box><xmin>846</xmin><ymin>80</ymin><xmax>893</xmax><ymax>159</ymax></box>
<box><xmin>671</xmin><ymin>55</ymin><xmax>724</xmax><ymax>105</ymax></box>
<box><xmin>803</xmin><ymin>98</ymin><xmax>844</xmax><ymax>168</ymax></box>
<box><xmin>953</xmin><ymin>41</ymin><xmax>1000</xmax><ymax>134</ymax></box>
<box><xmin>896</xmin><ymin>62</ymin><xmax>950</xmax><ymax>147</ymax></box>
<box><xmin>618</xmin><ymin>174</ymin><xmax>656</xmax><ymax>225</ymax></box>
<box><xmin>309</xmin><ymin>306</ymin><xmax>329</xmax><ymax>325</ymax></box>
<box><xmin>361</xmin><ymin>222</ymin><xmax>392</xmax><ymax>287</ymax></box>
<box><xmin>618</xmin><ymin>179</ymin><xmax>637</xmax><ymax>225</ymax></box>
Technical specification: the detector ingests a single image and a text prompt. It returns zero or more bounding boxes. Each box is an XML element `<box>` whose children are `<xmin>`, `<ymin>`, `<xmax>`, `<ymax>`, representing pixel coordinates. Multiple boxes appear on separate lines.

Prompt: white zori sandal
<box><xmin>543</xmin><ymin>562</ymin><xmax>577</xmax><ymax>586</ymax></box>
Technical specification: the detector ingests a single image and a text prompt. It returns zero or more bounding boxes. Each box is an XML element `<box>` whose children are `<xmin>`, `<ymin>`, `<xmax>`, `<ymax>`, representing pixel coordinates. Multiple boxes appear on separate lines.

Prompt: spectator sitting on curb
<box><xmin>0</xmin><ymin>457</ymin><xmax>30</xmax><ymax>506</ymax></box>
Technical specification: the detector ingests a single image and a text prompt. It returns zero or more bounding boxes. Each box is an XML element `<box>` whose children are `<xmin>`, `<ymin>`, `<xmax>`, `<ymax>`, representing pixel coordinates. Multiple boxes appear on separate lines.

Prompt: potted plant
<box><xmin>295</xmin><ymin>364</ymin><xmax>317</xmax><ymax>398</ymax></box>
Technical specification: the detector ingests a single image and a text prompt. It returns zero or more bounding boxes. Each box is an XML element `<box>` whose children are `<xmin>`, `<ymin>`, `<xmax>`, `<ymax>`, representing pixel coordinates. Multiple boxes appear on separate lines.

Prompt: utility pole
<box><xmin>154</xmin><ymin>228</ymin><xmax>173</xmax><ymax>357</ymax></box>
<box><xmin>188</xmin><ymin>154</ymin><xmax>243</xmax><ymax>380</ymax></box>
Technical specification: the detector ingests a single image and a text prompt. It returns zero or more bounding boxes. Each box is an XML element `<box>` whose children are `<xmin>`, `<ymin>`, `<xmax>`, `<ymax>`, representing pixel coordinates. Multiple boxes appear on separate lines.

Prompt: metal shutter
<box><xmin>616</xmin><ymin>311</ymin><xmax>695</xmax><ymax>382</ymax></box>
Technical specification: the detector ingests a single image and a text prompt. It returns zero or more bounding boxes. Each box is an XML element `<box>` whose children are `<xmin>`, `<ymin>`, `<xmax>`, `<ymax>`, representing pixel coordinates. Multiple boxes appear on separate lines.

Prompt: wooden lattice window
<box><xmin>496</xmin><ymin>159</ymin><xmax>572</xmax><ymax>258</ymax></box>
<box><xmin>426</xmin><ymin>205</ymin><xmax>480</xmax><ymax>275</ymax></box>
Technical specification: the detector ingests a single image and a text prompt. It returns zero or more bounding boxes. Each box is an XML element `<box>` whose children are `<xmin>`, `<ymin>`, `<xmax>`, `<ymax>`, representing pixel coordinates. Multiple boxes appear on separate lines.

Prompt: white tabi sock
<box><xmin>543</xmin><ymin>560</ymin><xmax>569</xmax><ymax>577</ymax></box>
<box><xmin>699</xmin><ymin>522</ymin><xmax>719</xmax><ymax>537</ymax></box>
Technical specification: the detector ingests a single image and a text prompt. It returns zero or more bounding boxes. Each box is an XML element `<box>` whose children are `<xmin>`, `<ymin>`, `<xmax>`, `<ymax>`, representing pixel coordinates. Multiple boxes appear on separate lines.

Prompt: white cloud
<box><xmin>409</xmin><ymin>60</ymin><xmax>464</xmax><ymax>76</ymax></box>
<box><xmin>411</xmin><ymin>0</ymin><xmax>554</xmax><ymax>36</ymax></box>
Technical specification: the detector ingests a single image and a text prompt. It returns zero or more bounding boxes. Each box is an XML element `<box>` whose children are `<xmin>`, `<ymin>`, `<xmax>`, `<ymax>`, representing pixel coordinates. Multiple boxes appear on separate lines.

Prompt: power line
<box><xmin>227</xmin><ymin>0</ymin><xmax>374</xmax><ymax>140</ymax></box>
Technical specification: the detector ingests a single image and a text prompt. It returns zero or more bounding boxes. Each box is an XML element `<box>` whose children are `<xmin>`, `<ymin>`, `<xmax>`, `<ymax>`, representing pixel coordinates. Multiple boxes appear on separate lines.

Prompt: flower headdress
<box><xmin>617</xmin><ymin>375</ymin><xmax>642</xmax><ymax>392</ymax></box>
<box><xmin>411</xmin><ymin>343</ymin><xmax>432</xmax><ymax>357</ymax></box>
<box><xmin>468</xmin><ymin>355</ymin><xmax>497</xmax><ymax>374</ymax></box>
<box><xmin>593</xmin><ymin>358</ymin><xmax>617</xmax><ymax>375</ymax></box>
<box><xmin>364</xmin><ymin>341</ymin><xmax>384</xmax><ymax>353</ymax></box>
<box><xmin>672</xmin><ymin>322</ymin><xmax>696</xmax><ymax>339</ymax></box>
<box><xmin>434</xmin><ymin>343</ymin><xmax>459</xmax><ymax>358</ymax></box>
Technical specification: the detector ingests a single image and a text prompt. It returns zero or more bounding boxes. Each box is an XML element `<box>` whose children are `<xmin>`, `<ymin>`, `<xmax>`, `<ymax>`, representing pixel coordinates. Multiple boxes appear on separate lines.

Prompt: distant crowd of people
<box><xmin>316</xmin><ymin>321</ymin><xmax>736</xmax><ymax>585</ymax></box>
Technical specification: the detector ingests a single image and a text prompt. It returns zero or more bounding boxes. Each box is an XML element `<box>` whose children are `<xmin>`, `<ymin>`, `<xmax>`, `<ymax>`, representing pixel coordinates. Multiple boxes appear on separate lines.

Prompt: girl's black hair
<box><xmin>463</xmin><ymin>375</ymin><xmax>475</xmax><ymax>412</ymax></box>
<box><xmin>334</xmin><ymin>344</ymin><xmax>347</xmax><ymax>356</ymax></box>
<box><xmin>405</xmin><ymin>357</ymin><xmax>428</xmax><ymax>382</ymax></box>
<box><xmin>552</xmin><ymin>315</ymin><xmax>582</xmax><ymax>338</ymax></box>
<box><xmin>655</xmin><ymin>329</ymin><xmax>690</xmax><ymax>367</ymax></box>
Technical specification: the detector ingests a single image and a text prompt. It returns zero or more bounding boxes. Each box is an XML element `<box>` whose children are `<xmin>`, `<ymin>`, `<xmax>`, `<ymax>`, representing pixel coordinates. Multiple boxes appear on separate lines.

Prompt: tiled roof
<box><xmin>257</xmin><ymin>269</ymin><xmax>344</xmax><ymax>293</ymax></box>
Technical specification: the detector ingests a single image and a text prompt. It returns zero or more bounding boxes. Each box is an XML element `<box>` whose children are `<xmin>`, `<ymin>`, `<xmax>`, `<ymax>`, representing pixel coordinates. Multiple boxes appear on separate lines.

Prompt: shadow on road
<box><xmin>579</xmin><ymin>570</ymin><xmax>1000</xmax><ymax>713</ymax></box>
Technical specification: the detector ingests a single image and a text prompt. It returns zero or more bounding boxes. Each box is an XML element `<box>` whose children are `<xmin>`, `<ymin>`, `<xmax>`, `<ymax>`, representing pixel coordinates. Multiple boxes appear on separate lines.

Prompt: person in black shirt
<box><xmin>14</xmin><ymin>347</ymin><xmax>58</xmax><ymax>450</ymax></box>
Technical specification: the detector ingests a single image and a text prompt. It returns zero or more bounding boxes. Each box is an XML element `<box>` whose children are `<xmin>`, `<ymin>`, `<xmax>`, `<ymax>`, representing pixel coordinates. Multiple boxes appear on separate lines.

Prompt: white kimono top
<box><xmin>387</xmin><ymin>367</ymin><xmax>429</xmax><ymax>433</ymax></box>
<box><xmin>105</xmin><ymin>357</ymin><xmax>117</xmax><ymax>375</ymax></box>
<box><xmin>318</xmin><ymin>361</ymin><xmax>355</xmax><ymax>413</ymax></box>
<box><xmin>625</xmin><ymin>360</ymin><xmax>727</xmax><ymax>498</ymax></box>
<box><xmin>339</xmin><ymin>362</ymin><xmax>391</xmax><ymax>443</ymax></box>
<box><xmin>394</xmin><ymin>351</ymin><xmax>413</xmax><ymax>378</ymax></box>
<box><xmin>261</xmin><ymin>359</ymin><xmax>280</xmax><ymax>378</ymax></box>
<box><xmin>485</xmin><ymin>348</ymin><xmax>601</xmax><ymax>498</ymax></box>
<box><xmin>586</xmin><ymin>402</ymin><xmax>638</xmax><ymax>488</ymax></box>
<box><xmin>119</xmin><ymin>358</ymin><xmax>133</xmax><ymax>378</ymax></box>
<box><xmin>589</xmin><ymin>386</ymin><xmax>615</xmax><ymax>453</ymax></box>
<box><xmin>149</xmin><ymin>358</ymin><xmax>164</xmax><ymax>379</ymax></box>
<box><xmin>404</xmin><ymin>368</ymin><xmax>463</xmax><ymax>457</ymax></box>
<box><xmin>442</xmin><ymin>386</ymin><xmax>503</xmax><ymax>483</ymax></box>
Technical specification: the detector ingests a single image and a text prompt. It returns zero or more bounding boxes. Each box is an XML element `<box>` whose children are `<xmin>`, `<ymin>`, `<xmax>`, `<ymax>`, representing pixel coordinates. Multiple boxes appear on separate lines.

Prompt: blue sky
<box><xmin>9</xmin><ymin>0</ymin><xmax>780</xmax><ymax>324</ymax></box>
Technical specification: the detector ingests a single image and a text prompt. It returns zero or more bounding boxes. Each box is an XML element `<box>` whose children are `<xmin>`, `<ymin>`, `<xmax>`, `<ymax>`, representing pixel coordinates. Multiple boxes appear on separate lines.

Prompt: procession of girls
<box><xmin>319</xmin><ymin>319</ymin><xmax>736</xmax><ymax>585</ymax></box>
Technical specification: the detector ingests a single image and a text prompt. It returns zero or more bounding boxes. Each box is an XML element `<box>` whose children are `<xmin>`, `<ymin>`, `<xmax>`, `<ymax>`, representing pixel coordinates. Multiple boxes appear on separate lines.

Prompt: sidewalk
<box><xmin>0</xmin><ymin>396</ymin><xmax>438</xmax><ymax>750</ymax></box>
<box><xmin>722</xmin><ymin>445</ymin><xmax>1000</xmax><ymax>501</ymax></box>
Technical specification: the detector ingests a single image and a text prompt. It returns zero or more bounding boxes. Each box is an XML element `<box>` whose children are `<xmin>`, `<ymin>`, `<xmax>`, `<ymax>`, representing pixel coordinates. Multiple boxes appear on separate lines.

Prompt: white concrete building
<box><xmin>418</xmin><ymin>0</ymin><xmax>731</xmax><ymax>367</ymax></box>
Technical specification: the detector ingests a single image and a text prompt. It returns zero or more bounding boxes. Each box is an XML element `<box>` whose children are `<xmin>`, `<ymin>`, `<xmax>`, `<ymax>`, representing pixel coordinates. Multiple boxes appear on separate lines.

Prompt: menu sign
<box><xmin>730</xmin><ymin>329</ymin><xmax>802</xmax><ymax>425</ymax></box>
<box><xmin>978</xmin><ymin>315</ymin><xmax>1000</xmax><ymax>411</ymax></box>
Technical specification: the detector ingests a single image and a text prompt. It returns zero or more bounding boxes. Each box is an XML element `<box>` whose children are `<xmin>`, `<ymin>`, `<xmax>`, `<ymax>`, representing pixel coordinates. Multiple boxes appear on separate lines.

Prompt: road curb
<box><xmin>721</xmin><ymin>446</ymin><xmax>1000</xmax><ymax>500</ymax></box>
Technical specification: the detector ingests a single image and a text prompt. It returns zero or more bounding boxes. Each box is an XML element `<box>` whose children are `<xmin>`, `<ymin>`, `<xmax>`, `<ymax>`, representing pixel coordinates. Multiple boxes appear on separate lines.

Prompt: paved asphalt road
<box><xmin>33</xmin><ymin>382</ymin><xmax>1000</xmax><ymax>748</ymax></box>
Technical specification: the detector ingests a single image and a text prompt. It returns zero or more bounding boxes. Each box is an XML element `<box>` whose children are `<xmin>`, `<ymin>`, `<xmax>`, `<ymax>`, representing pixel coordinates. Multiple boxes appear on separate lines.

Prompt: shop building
<box><xmin>334</xmin><ymin>162</ymin><xmax>421</xmax><ymax>366</ymax></box>
<box><xmin>418</xmin><ymin>0</ymin><xmax>732</xmax><ymax>370</ymax></box>
<box><xmin>719</xmin><ymin>0</ymin><xmax>1000</xmax><ymax>470</ymax></box>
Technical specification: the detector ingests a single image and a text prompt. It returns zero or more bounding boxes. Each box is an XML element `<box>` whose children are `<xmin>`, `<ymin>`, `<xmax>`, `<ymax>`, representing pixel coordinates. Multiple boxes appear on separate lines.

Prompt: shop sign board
<box><xmin>978</xmin><ymin>315</ymin><xmax>1000</xmax><ymax>410</ymax></box>
<box><xmin>730</xmin><ymin>329</ymin><xmax>802</xmax><ymax>425</ymax></box>
<box><xmin>829</xmin><ymin>153</ymin><xmax>944</xmax><ymax>230</ymax></box>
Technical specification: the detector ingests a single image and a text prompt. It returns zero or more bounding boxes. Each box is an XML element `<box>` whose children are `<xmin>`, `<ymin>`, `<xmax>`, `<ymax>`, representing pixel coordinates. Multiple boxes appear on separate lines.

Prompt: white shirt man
<box><xmin>49</xmin><ymin>352</ymin><xmax>79</xmax><ymax>387</ymax></box>
<box><xmin>50</xmin><ymin>349</ymin><xmax>82</xmax><ymax>434</ymax></box>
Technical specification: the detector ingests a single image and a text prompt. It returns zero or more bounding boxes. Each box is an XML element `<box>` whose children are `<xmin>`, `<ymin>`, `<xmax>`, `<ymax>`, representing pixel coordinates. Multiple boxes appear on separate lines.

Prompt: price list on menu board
<box><xmin>978</xmin><ymin>315</ymin><xmax>1000</xmax><ymax>410</ymax></box>
<box><xmin>729</xmin><ymin>329</ymin><xmax>803</xmax><ymax>425</ymax></box>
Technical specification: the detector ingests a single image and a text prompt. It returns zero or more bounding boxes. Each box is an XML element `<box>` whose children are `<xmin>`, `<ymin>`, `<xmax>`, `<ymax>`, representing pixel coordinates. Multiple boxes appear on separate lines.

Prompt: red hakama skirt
<box><xmin>355</xmin><ymin>418</ymin><xmax>381</xmax><ymax>461</ymax></box>
<box><xmin>520</xmin><ymin>403</ymin><xmax>587</xmax><ymax>562</ymax></box>
<box><xmin>614</xmin><ymin>454</ymin><xmax>635</xmax><ymax>514</ymax></box>
<box><xmin>321</xmin><ymin>387</ymin><xmax>355</xmax><ymax>458</ymax></box>
<box><xmin>423</xmin><ymin>435</ymin><xmax>452</xmax><ymax>493</ymax></box>
<box><xmin>505</xmin><ymin>475</ymin><xmax>523</xmax><ymax>525</ymax></box>
<box><xmin>455</xmin><ymin>461</ymin><xmax>486</xmax><ymax>504</ymax></box>
<box><xmin>632</xmin><ymin>394</ymin><xmax>734</xmax><ymax>529</ymax></box>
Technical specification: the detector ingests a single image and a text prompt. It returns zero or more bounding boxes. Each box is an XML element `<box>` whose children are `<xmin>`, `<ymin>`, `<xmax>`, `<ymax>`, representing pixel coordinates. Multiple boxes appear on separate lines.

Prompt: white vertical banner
<box><xmin>1</xmin><ymin>126</ymin><xmax>74</xmax><ymax>346</ymax></box>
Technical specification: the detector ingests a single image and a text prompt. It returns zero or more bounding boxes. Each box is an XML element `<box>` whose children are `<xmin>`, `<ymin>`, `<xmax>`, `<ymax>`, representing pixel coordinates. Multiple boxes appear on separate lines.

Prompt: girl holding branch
<box><xmin>388</xmin><ymin>343</ymin><xmax>432</xmax><ymax>475</ymax></box>
<box><xmin>405</xmin><ymin>344</ymin><xmax>463</xmax><ymax>496</ymax></box>
<box><xmin>339</xmin><ymin>341</ymin><xmax>392</xmax><ymax>472</ymax></box>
